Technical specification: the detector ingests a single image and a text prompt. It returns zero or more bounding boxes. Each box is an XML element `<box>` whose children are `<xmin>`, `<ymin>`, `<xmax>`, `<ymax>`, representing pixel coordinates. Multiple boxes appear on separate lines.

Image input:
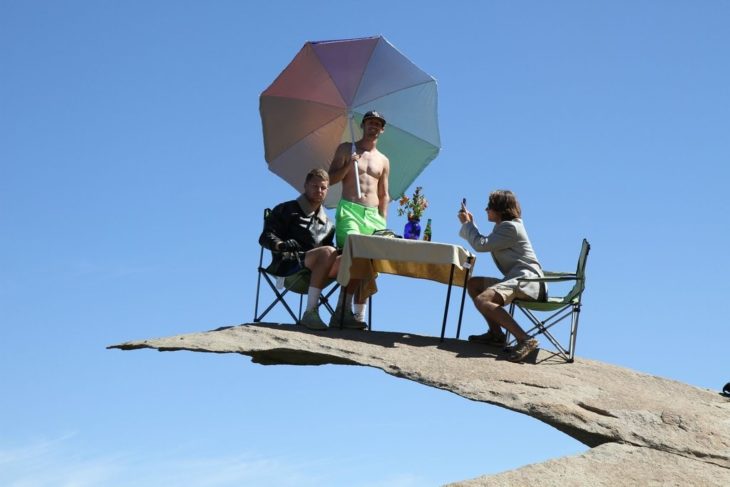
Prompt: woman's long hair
<box><xmin>488</xmin><ymin>190</ymin><xmax>522</xmax><ymax>221</ymax></box>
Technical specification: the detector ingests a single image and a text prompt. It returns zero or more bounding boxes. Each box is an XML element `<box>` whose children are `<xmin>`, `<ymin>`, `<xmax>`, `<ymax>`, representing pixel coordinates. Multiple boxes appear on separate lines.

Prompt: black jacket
<box><xmin>259</xmin><ymin>195</ymin><xmax>335</xmax><ymax>276</ymax></box>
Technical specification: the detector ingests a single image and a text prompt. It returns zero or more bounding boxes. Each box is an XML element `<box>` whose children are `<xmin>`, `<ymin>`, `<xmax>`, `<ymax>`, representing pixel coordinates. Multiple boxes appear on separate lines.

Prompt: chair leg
<box><xmin>368</xmin><ymin>295</ymin><xmax>372</xmax><ymax>331</ymax></box>
<box><xmin>506</xmin><ymin>302</ymin><xmax>516</xmax><ymax>344</ymax></box>
<box><xmin>510</xmin><ymin>302</ymin><xmax>575</xmax><ymax>362</ymax></box>
<box><xmin>254</xmin><ymin>271</ymin><xmax>299</xmax><ymax>323</ymax></box>
<box><xmin>523</xmin><ymin>306</ymin><xmax>572</xmax><ymax>361</ymax></box>
<box><xmin>254</xmin><ymin>270</ymin><xmax>263</xmax><ymax>321</ymax></box>
<box><xmin>567</xmin><ymin>304</ymin><xmax>581</xmax><ymax>362</ymax></box>
<box><xmin>318</xmin><ymin>284</ymin><xmax>339</xmax><ymax>316</ymax></box>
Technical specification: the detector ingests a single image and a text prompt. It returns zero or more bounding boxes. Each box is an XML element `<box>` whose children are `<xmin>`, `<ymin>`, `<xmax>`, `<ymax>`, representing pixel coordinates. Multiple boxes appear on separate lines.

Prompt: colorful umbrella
<box><xmin>259</xmin><ymin>36</ymin><xmax>440</xmax><ymax>207</ymax></box>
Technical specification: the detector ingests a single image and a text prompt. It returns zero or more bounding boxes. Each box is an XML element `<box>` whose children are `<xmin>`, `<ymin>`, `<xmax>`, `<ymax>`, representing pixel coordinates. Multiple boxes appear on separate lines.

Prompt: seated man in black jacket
<box><xmin>259</xmin><ymin>168</ymin><xmax>363</xmax><ymax>330</ymax></box>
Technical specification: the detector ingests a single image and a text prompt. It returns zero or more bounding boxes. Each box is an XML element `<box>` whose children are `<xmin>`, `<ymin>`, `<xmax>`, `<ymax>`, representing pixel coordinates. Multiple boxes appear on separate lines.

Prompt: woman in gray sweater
<box><xmin>457</xmin><ymin>190</ymin><xmax>545</xmax><ymax>362</ymax></box>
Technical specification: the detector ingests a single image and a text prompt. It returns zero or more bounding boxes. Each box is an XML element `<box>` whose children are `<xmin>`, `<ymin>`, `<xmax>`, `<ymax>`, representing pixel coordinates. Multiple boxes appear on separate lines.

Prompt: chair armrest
<box><xmin>518</xmin><ymin>274</ymin><xmax>578</xmax><ymax>283</ymax></box>
<box><xmin>544</xmin><ymin>271</ymin><xmax>577</xmax><ymax>277</ymax></box>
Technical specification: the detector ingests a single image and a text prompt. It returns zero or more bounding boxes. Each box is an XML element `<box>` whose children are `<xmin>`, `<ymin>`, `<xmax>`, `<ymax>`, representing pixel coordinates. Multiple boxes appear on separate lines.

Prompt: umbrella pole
<box><xmin>349</xmin><ymin>115</ymin><xmax>362</xmax><ymax>199</ymax></box>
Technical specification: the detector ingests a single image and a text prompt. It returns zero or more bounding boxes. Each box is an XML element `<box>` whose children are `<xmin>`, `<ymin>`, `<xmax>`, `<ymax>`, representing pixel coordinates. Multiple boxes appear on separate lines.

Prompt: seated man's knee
<box><xmin>475</xmin><ymin>289</ymin><xmax>504</xmax><ymax>311</ymax></box>
<box><xmin>316</xmin><ymin>245</ymin><xmax>336</xmax><ymax>264</ymax></box>
<box><xmin>305</xmin><ymin>246</ymin><xmax>338</xmax><ymax>269</ymax></box>
<box><xmin>304</xmin><ymin>248</ymin><xmax>323</xmax><ymax>267</ymax></box>
<box><xmin>467</xmin><ymin>277</ymin><xmax>486</xmax><ymax>298</ymax></box>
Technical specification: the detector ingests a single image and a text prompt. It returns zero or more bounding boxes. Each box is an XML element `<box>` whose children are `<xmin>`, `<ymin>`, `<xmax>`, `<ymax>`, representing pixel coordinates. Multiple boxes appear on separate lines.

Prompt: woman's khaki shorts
<box><xmin>471</xmin><ymin>276</ymin><xmax>536</xmax><ymax>305</ymax></box>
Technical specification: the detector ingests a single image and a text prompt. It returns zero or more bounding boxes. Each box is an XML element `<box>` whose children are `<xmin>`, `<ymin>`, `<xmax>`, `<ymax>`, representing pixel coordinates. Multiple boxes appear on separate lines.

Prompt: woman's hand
<box><xmin>457</xmin><ymin>209</ymin><xmax>473</xmax><ymax>224</ymax></box>
<box><xmin>458</xmin><ymin>198</ymin><xmax>473</xmax><ymax>224</ymax></box>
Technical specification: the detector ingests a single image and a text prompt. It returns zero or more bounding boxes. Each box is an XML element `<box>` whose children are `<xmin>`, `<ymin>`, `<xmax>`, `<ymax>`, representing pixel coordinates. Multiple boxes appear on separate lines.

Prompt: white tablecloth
<box><xmin>337</xmin><ymin>235</ymin><xmax>475</xmax><ymax>298</ymax></box>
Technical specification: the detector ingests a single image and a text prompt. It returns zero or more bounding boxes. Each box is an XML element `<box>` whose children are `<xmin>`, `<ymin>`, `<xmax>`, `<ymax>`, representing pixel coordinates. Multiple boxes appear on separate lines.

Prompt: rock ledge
<box><xmin>109</xmin><ymin>323</ymin><xmax>730</xmax><ymax>485</ymax></box>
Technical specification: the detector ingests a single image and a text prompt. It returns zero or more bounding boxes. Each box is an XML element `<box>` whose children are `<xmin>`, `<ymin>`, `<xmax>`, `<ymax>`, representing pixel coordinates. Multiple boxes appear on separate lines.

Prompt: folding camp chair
<box><xmin>507</xmin><ymin>239</ymin><xmax>591</xmax><ymax>363</ymax></box>
<box><xmin>253</xmin><ymin>208</ymin><xmax>339</xmax><ymax>324</ymax></box>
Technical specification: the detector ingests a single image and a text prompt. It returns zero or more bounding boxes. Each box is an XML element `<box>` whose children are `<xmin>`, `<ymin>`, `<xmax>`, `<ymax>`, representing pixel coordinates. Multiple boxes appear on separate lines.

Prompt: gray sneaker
<box><xmin>328</xmin><ymin>307</ymin><xmax>367</xmax><ymax>330</ymax></box>
<box><xmin>300</xmin><ymin>308</ymin><xmax>328</xmax><ymax>330</ymax></box>
<box><xmin>343</xmin><ymin>311</ymin><xmax>367</xmax><ymax>330</ymax></box>
<box><xmin>507</xmin><ymin>338</ymin><xmax>538</xmax><ymax>362</ymax></box>
<box><xmin>328</xmin><ymin>306</ymin><xmax>344</xmax><ymax>328</ymax></box>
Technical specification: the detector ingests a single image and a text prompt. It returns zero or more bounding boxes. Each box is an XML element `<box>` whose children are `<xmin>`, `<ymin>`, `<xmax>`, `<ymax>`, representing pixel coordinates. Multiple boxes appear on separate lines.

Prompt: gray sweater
<box><xmin>459</xmin><ymin>218</ymin><xmax>544</xmax><ymax>300</ymax></box>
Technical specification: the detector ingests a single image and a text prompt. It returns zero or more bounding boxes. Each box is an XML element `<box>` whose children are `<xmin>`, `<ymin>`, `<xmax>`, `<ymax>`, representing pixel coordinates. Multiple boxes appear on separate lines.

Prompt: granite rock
<box><xmin>110</xmin><ymin>323</ymin><xmax>730</xmax><ymax>485</ymax></box>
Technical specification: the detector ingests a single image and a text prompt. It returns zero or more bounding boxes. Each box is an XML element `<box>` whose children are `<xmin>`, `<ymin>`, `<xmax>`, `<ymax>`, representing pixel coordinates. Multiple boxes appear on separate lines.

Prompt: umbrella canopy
<box><xmin>260</xmin><ymin>36</ymin><xmax>441</xmax><ymax>207</ymax></box>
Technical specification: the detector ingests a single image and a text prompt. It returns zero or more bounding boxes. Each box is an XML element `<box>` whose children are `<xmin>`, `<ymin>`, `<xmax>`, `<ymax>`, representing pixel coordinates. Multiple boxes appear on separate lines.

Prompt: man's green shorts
<box><xmin>335</xmin><ymin>199</ymin><xmax>387</xmax><ymax>248</ymax></box>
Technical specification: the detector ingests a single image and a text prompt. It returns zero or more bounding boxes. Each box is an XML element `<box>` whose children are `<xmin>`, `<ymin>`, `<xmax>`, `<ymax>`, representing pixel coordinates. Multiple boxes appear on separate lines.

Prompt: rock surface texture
<box><xmin>110</xmin><ymin>323</ymin><xmax>730</xmax><ymax>486</ymax></box>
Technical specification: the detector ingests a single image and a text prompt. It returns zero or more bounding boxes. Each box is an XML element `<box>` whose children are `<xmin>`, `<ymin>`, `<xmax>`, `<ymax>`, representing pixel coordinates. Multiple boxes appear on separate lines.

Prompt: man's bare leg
<box><xmin>304</xmin><ymin>247</ymin><xmax>337</xmax><ymax>288</ymax></box>
<box><xmin>326</xmin><ymin>279</ymin><xmax>366</xmax><ymax>329</ymax></box>
<box><xmin>467</xmin><ymin>278</ymin><xmax>505</xmax><ymax>336</ymax></box>
<box><xmin>472</xmin><ymin>289</ymin><xmax>529</xmax><ymax>342</ymax></box>
<box><xmin>303</xmin><ymin>247</ymin><xmax>337</xmax><ymax>311</ymax></box>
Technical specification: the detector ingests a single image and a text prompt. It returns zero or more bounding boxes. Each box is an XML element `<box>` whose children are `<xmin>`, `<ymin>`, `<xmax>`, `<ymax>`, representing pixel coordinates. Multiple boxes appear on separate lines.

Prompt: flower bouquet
<box><xmin>397</xmin><ymin>186</ymin><xmax>428</xmax><ymax>239</ymax></box>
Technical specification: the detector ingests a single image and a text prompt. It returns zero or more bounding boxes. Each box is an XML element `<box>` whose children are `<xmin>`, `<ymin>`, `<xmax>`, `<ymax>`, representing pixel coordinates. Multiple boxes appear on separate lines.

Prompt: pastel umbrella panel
<box><xmin>260</xmin><ymin>36</ymin><xmax>440</xmax><ymax>207</ymax></box>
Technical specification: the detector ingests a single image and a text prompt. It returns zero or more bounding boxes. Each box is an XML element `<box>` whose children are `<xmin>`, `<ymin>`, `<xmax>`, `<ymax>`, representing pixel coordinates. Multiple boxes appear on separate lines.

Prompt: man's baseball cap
<box><xmin>362</xmin><ymin>110</ymin><xmax>386</xmax><ymax>126</ymax></box>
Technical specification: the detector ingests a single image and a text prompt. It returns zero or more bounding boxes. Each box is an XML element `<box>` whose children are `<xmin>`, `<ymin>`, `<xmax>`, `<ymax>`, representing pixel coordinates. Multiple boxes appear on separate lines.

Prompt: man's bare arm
<box><xmin>378</xmin><ymin>158</ymin><xmax>390</xmax><ymax>218</ymax></box>
<box><xmin>328</xmin><ymin>143</ymin><xmax>353</xmax><ymax>184</ymax></box>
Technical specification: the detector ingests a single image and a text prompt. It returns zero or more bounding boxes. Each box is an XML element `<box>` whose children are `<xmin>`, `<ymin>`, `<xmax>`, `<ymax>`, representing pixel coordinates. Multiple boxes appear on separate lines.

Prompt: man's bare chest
<box><xmin>357</xmin><ymin>151</ymin><xmax>385</xmax><ymax>178</ymax></box>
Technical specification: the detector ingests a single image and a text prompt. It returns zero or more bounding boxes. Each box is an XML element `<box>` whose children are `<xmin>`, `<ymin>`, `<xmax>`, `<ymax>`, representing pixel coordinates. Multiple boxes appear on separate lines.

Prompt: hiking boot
<box><xmin>329</xmin><ymin>307</ymin><xmax>367</xmax><ymax>330</ymax></box>
<box><xmin>468</xmin><ymin>330</ymin><xmax>507</xmax><ymax>346</ymax></box>
<box><xmin>507</xmin><ymin>338</ymin><xmax>538</xmax><ymax>362</ymax></box>
<box><xmin>300</xmin><ymin>308</ymin><xmax>328</xmax><ymax>330</ymax></box>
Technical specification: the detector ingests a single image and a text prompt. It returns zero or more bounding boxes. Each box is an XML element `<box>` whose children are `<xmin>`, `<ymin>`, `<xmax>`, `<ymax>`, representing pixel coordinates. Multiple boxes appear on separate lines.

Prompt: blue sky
<box><xmin>2</xmin><ymin>1</ymin><xmax>729</xmax><ymax>485</ymax></box>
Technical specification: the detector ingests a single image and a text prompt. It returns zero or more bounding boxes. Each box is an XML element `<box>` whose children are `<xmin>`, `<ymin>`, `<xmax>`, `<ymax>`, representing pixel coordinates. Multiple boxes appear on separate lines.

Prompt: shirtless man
<box><xmin>328</xmin><ymin>110</ymin><xmax>390</xmax><ymax>329</ymax></box>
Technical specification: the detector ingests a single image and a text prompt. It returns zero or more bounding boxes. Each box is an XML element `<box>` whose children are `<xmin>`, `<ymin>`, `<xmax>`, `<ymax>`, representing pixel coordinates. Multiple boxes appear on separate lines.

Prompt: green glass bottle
<box><xmin>423</xmin><ymin>218</ymin><xmax>432</xmax><ymax>241</ymax></box>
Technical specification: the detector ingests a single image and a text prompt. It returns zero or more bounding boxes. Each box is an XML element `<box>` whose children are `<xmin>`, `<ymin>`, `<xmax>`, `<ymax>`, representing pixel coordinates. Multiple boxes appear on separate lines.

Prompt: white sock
<box><xmin>306</xmin><ymin>287</ymin><xmax>321</xmax><ymax>311</ymax></box>
<box><xmin>353</xmin><ymin>303</ymin><xmax>366</xmax><ymax>320</ymax></box>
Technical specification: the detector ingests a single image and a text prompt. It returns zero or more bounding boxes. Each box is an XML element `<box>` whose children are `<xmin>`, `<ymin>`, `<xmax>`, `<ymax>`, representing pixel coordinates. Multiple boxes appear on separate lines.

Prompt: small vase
<box><xmin>403</xmin><ymin>217</ymin><xmax>421</xmax><ymax>240</ymax></box>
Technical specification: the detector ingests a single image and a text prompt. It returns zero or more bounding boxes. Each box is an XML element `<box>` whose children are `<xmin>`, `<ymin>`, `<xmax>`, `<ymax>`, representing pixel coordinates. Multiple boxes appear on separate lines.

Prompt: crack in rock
<box><xmin>576</xmin><ymin>401</ymin><xmax>619</xmax><ymax>418</ymax></box>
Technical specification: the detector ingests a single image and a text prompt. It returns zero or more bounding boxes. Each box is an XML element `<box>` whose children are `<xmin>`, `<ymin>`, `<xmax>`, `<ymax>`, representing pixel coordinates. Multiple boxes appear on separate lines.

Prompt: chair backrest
<box><xmin>258</xmin><ymin>207</ymin><xmax>314</xmax><ymax>295</ymax></box>
<box><xmin>258</xmin><ymin>208</ymin><xmax>271</xmax><ymax>267</ymax></box>
<box><xmin>564</xmin><ymin>238</ymin><xmax>591</xmax><ymax>303</ymax></box>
